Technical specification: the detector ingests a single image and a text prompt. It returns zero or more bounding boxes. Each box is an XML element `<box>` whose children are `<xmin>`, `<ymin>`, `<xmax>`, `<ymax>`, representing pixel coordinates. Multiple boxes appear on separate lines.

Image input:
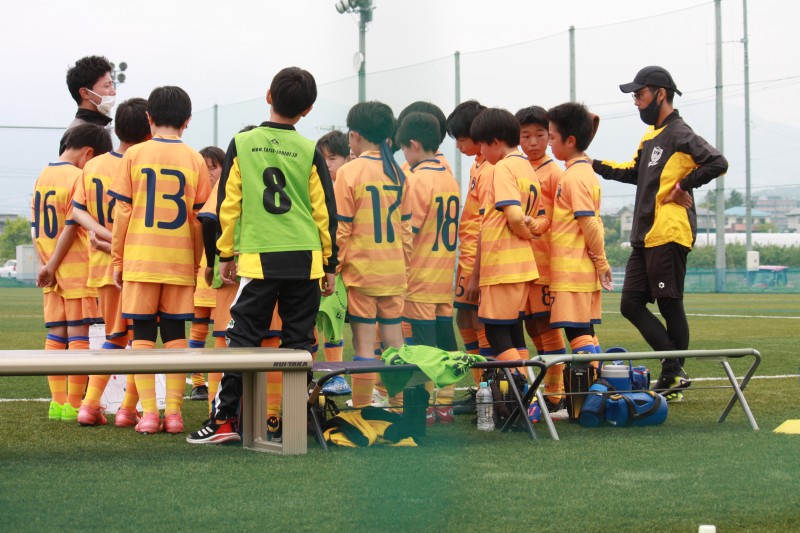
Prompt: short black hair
<box><xmin>200</xmin><ymin>146</ymin><xmax>225</xmax><ymax>166</ymax></box>
<box><xmin>317</xmin><ymin>130</ymin><xmax>349</xmax><ymax>158</ymax></box>
<box><xmin>147</xmin><ymin>86</ymin><xmax>192</xmax><ymax>129</ymax></box>
<box><xmin>396</xmin><ymin>112</ymin><xmax>441</xmax><ymax>152</ymax></box>
<box><xmin>114</xmin><ymin>98</ymin><xmax>150</xmax><ymax>144</ymax></box>
<box><xmin>346</xmin><ymin>101</ymin><xmax>395</xmax><ymax>145</ymax></box>
<box><xmin>66</xmin><ymin>55</ymin><xmax>113</xmax><ymax>105</ymax></box>
<box><xmin>270</xmin><ymin>67</ymin><xmax>317</xmax><ymax>118</ymax></box>
<box><xmin>446</xmin><ymin>100</ymin><xmax>486</xmax><ymax>140</ymax></box>
<box><xmin>469</xmin><ymin>108</ymin><xmax>520</xmax><ymax>148</ymax></box>
<box><xmin>546</xmin><ymin>102</ymin><xmax>594</xmax><ymax>152</ymax></box>
<box><xmin>397</xmin><ymin>102</ymin><xmax>447</xmax><ymax>144</ymax></box>
<box><xmin>515</xmin><ymin>106</ymin><xmax>549</xmax><ymax>129</ymax></box>
<box><xmin>62</xmin><ymin>123</ymin><xmax>112</xmax><ymax>155</ymax></box>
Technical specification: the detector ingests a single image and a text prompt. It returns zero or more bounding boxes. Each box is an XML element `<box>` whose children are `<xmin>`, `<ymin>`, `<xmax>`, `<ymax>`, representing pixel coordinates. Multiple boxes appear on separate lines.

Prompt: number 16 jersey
<box><xmin>109</xmin><ymin>135</ymin><xmax>211</xmax><ymax>286</ymax></box>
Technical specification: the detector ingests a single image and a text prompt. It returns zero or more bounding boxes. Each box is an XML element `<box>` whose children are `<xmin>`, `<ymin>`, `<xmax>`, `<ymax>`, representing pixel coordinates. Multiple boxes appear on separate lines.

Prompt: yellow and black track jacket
<box><xmin>592</xmin><ymin>111</ymin><xmax>727</xmax><ymax>250</ymax></box>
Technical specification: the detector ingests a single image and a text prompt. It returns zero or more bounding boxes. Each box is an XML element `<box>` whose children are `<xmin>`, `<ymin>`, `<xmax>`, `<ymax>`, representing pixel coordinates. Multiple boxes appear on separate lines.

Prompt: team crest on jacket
<box><xmin>470</xmin><ymin>177</ymin><xmax>476</xmax><ymax>190</ymax></box>
<box><xmin>648</xmin><ymin>146</ymin><xmax>663</xmax><ymax>167</ymax></box>
<box><xmin>556</xmin><ymin>183</ymin><xmax>562</xmax><ymax>199</ymax></box>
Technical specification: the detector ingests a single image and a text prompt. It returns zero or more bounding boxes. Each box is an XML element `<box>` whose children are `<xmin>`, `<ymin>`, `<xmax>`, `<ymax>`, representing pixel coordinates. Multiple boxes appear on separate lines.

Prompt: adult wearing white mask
<box><xmin>59</xmin><ymin>55</ymin><xmax>117</xmax><ymax>154</ymax></box>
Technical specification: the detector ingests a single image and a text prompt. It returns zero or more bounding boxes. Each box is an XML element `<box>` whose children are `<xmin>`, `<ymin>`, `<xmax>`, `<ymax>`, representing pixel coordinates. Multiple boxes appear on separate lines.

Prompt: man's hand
<box><xmin>203</xmin><ymin>266</ymin><xmax>214</xmax><ymax>287</ymax></box>
<box><xmin>220</xmin><ymin>260</ymin><xmax>237</xmax><ymax>285</ymax></box>
<box><xmin>36</xmin><ymin>264</ymin><xmax>56</xmax><ymax>288</ymax></box>
<box><xmin>321</xmin><ymin>272</ymin><xmax>335</xmax><ymax>297</ymax></box>
<box><xmin>662</xmin><ymin>185</ymin><xmax>693</xmax><ymax>208</ymax></box>
<box><xmin>113</xmin><ymin>271</ymin><xmax>123</xmax><ymax>291</ymax></box>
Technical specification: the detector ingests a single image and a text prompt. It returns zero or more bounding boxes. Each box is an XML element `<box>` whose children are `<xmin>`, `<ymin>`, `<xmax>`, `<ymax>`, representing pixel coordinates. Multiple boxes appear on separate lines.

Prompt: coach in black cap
<box><xmin>590</xmin><ymin>66</ymin><xmax>728</xmax><ymax>401</ymax></box>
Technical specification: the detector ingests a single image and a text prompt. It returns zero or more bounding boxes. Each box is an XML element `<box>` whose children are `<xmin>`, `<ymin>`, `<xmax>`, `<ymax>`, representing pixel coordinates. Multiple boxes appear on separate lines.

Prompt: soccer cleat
<box><xmin>453</xmin><ymin>388</ymin><xmax>477</xmax><ymax>415</ymax></box>
<box><xmin>652</xmin><ymin>370</ymin><xmax>691</xmax><ymax>397</ymax></box>
<box><xmin>77</xmin><ymin>405</ymin><xmax>107</xmax><ymax>426</ymax></box>
<box><xmin>321</xmin><ymin>375</ymin><xmax>352</xmax><ymax>396</ymax></box>
<box><xmin>48</xmin><ymin>401</ymin><xmax>63</xmax><ymax>421</ymax></box>
<box><xmin>162</xmin><ymin>413</ymin><xmax>184</xmax><ymax>434</ymax></box>
<box><xmin>61</xmin><ymin>403</ymin><xmax>78</xmax><ymax>422</ymax></box>
<box><xmin>190</xmin><ymin>385</ymin><xmax>209</xmax><ymax>401</ymax></box>
<box><xmin>426</xmin><ymin>407</ymin><xmax>436</xmax><ymax>427</ymax></box>
<box><xmin>434</xmin><ymin>406</ymin><xmax>454</xmax><ymax>424</ymax></box>
<box><xmin>664</xmin><ymin>391</ymin><xmax>685</xmax><ymax>403</ymax></box>
<box><xmin>114</xmin><ymin>408</ymin><xmax>141</xmax><ymax>428</ymax></box>
<box><xmin>371</xmin><ymin>390</ymin><xmax>389</xmax><ymax>408</ymax></box>
<box><xmin>544</xmin><ymin>397</ymin><xmax>566</xmax><ymax>413</ymax></box>
<box><xmin>135</xmin><ymin>413</ymin><xmax>162</xmax><ymax>434</ymax></box>
<box><xmin>186</xmin><ymin>418</ymin><xmax>241</xmax><ymax>445</ymax></box>
<box><xmin>266</xmin><ymin>416</ymin><xmax>283</xmax><ymax>443</ymax></box>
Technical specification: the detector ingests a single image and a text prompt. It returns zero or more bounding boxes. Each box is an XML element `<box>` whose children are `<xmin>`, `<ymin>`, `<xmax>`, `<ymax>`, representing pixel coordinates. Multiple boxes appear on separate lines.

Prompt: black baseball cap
<box><xmin>619</xmin><ymin>66</ymin><xmax>682</xmax><ymax>96</ymax></box>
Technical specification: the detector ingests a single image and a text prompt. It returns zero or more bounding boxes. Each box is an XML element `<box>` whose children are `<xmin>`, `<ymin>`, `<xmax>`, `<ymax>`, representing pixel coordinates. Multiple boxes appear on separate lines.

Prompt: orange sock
<box><xmin>120</xmin><ymin>374</ymin><xmax>139</xmax><ymax>411</ymax></box>
<box><xmin>323</xmin><ymin>340</ymin><xmax>344</xmax><ymax>362</ymax></box>
<box><xmin>189</xmin><ymin>321</ymin><xmax>209</xmax><ymax>348</ymax></box>
<box><xmin>266</xmin><ymin>371</ymin><xmax>282</xmax><ymax>418</ymax></box>
<box><xmin>474</xmin><ymin>328</ymin><xmax>490</xmax><ymax>385</ymax></box>
<box><xmin>569</xmin><ymin>335</ymin><xmax>595</xmax><ymax>354</ymax></box>
<box><xmin>67</xmin><ymin>336</ymin><xmax>90</xmax><ymax>408</ymax></box>
<box><xmin>132</xmin><ymin>339</ymin><xmax>158</xmax><ymax>415</ymax></box>
<box><xmin>496</xmin><ymin>347</ymin><xmax>524</xmax><ymax>376</ymax></box>
<box><xmin>402</xmin><ymin>321</ymin><xmax>413</xmax><ymax>344</ymax></box>
<box><xmin>190</xmin><ymin>372</ymin><xmax>206</xmax><ymax>388</ymax></box>
<box><xmin>45</xmin><ymin>334</ymin><xmax>67</xmax><ymax>404</ymax></box>
<box><xmin>82</xmin><ymin>374</ymin><xmax>110</xmax><ymax>410</ymax></box>
<box><xmin>163</xmin><ymin>339</ymin><xmax>187</xmax><ymax>416</ymax></box>
<box><xmin>541</xmin><ymin>328</ymin><xmax>566</xmax><ymax>353</ymax></box>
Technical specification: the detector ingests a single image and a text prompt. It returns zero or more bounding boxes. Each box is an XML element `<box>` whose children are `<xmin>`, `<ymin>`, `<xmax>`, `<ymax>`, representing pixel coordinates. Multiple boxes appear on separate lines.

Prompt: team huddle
<box><xmin>33</xmin><ymin>57</ymin><xmax>727</xmax><ymax>444</ymax></box>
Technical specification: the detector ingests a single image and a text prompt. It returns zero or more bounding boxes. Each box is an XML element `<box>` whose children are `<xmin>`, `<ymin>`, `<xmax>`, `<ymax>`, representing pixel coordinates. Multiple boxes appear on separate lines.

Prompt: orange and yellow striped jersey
<box><xmin>528</xmin><ymin>155</ymin><xmax>563</xmax><ymax>285</ymax></box>
<box><xmin>550</xmin><ymin>157</ymin><xmax>603</xmax><ymax>293</ymax></box>
<box><xmin>109</xmin><ymin>135</ymin><xmax>211</xmax><ymax>286</ymax></box>
<box><xmin>334</xmin><ymin>150</ymin><xmax>409</xmax><ymax>296</ymax></box>
<box><xmin>73</xmin><ymin>150</ymin><xmax>123</xmax><ymax>288</ymax></box>
<box><xmin>403</xmin><ymin>158</ymin><xmax>460</xmax><ymax>303</ymax></box>
<box><xmin>401</xmin><ymin>152</ymin><xmax>453</xmax><ymax>176</ymax></box>
<box><xmin>479</xmin><ymin>150</ymin><xmax>542</xmax><ymax>287</ymax></box>
<box><xmin>31</xmin><ymin>162</ymin><xmax>96</xmax><ymax>299</ymax></box>
<box><xmin>457</xmin><ymin>156</ymin><xmax>493</xmax><ymax>273</ymax></box>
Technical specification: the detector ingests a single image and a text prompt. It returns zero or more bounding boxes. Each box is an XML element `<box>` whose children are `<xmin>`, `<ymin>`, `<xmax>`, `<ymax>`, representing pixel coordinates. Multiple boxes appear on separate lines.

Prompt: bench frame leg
<box><xmin>241</xmin><ymin>371</ymin><xmax>308</xmax><ymax>455</ymax></box>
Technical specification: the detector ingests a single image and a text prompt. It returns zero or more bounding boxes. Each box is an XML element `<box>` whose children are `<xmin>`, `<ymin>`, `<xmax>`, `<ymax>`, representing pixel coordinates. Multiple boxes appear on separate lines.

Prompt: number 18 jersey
<box><xmin>109</xmin><ymin>135</ymin><xmax>211</xmax><ymax>286</ymax></box>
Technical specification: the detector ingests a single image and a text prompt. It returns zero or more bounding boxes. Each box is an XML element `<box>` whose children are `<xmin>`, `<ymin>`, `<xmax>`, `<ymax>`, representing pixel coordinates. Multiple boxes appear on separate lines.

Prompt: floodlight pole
<box><xmin>743</xmin><ymin>0</ymin><xmax>752</xmax><ymax>250</ymax></box>
<box><xmin>569</xmin><ymin>26</ymin><xmax>576</xmax><ymax>101</ymax></box>
<box><xmin>714</xmin><ymin>0</ymin><xmax>726</xmax><ymax>292</ymax></box>
<box><xmin>358</xmin><ymin>7</ymin><xmax>368</xmax><ymax>102</ymax></box>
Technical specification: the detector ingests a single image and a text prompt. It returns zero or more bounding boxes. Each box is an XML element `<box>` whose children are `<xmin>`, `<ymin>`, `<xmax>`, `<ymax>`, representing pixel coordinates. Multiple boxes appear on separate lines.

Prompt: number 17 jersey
<box><xmin>109</xmin><ymin>135</ymin><xmax>211</xmax><ymax>286</ymax></box>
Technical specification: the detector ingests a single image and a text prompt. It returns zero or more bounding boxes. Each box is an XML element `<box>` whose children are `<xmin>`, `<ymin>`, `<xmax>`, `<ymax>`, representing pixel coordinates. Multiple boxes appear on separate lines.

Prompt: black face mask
<box><xmin>639</xmin><ymin>91</ymin><xmax>662</xmax><ymax>126</ymax></box>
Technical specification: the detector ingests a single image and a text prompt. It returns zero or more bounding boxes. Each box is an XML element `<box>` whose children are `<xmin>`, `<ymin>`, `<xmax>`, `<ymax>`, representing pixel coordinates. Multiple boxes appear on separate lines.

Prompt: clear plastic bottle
<box><xmin>476</xmin><ymin>381</ymin><xmax>495</xmax><ymax>432</ymax></box>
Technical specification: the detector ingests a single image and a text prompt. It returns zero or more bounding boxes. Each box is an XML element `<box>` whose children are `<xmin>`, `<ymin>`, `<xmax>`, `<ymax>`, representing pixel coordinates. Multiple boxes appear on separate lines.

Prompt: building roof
<box><xmin>724</xmin><ymin>206</ymin><xmax>770</xmax><ymax>217</ymax></box>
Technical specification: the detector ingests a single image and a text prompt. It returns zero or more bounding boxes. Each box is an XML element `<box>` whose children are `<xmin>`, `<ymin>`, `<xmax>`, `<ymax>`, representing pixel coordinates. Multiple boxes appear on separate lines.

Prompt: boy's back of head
<box><xmin>200</xmin><ymin>146</ymin><xmax>225</xmax><ymax>167</ymax></box>
<box><xmin>270</xmin><ymin>67</ymin><xmax>317</xmax><ymax>118</ymax></box>
<box><xmin>66</xmin><ymin>55</ymin><xmax>113</xmax><ymax>105</ymax></box>
<box><xmin>546</xmin><ymin>102</ymin><xmax>594</xmax><ymax>152</ymax></box>
<box><xmin>446</xmin><ymin>100</ymin><xmax>486</xmax><ymax>140</ymax></box>
<box><xmin>62</xmin><ymin>123</ymin><xmax>113</xmax><ymax>155</ymax></box>
<box><xmin>396</xmin><ymin>112</ymin><xmax>441</xmax><ymax>153</ymax></box>
<box><xmin>347</xmin><ymin>101</ymin><xmax>395</xmax><ymax>145</ymax></box>
<box><xmin>515</xmin><ymin>106</ymin><xmax>549</xmax><ymax>129</ymax></box>
<box><xmin>147</xmin><ymin>86</ymin><xmax>192</xmax><ymax>129</ymax></box>
<box><xmin>397</xmin><ymin>101</ymin><xmax>447</xmax><ymax>144</ymax></box>
<box><xmin>115</xmin><ymin>98</ymin><xmax>150</xmax><ymax>145</ymax></box>
<box><xmin>469</xmin><ymin>107</ymin><xmax>520</xmax><ymax>148</ymax></box>
<box><xmin>317</xmin><ymin>130</ymin><xmax>349</xmax><ymax>158</ymax></box>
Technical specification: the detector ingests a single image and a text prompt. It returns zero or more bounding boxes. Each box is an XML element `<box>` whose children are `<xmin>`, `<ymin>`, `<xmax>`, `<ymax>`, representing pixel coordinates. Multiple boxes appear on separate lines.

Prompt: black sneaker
<box><xmin>543</xmin><ymin>397</ymin><xmax>565</xmax><ymax>413</ymax></box>
<box><xmin>651</xmin><ymin>369</ymin><xmax>691</xmax><ymax>396</ymax></box>
<box><xmin>266</xmin><ymin>416</ymin><xmax>282</xmax><ymax>443</ymax></box>
<box><xmin>452</xmin><ymin>388</ymin><xmax>477</xmax><ymax>415</ymax></box>
<box><xmin>186</xmin><ymin>418</ymin><xmax>241</xmax><ymax>445</ymax></box>
<box><xmin>190</xmin><ymin>385</ymin><xmax>209</xmax><ymax>401</ymax></box>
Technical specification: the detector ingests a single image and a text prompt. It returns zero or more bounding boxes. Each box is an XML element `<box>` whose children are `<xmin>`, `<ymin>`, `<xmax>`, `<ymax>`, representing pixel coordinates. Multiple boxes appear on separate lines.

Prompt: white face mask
<box><xmin>87</xmin><ymin>89</ymin><xmax>116</xmax><ymax>116</ymax></box>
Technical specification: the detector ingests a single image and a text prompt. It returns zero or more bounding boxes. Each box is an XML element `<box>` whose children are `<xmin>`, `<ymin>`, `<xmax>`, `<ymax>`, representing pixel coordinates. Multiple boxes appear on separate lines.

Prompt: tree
<box><xmin>727</xmin><ymin>189</ymin><xmax>744</xmax><ymax>208</ymax></box>
<box><xmin>0</xmin><ymin>217</ymin><xmax>31</xmax><ymax>260</ymax></box>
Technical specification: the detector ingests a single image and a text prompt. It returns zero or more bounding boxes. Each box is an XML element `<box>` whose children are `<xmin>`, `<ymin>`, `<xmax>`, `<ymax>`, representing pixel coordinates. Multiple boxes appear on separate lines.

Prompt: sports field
<box><xmin>1</xmin><ymin>287</ymin><xmax>798</xmax><ymax>532</ymax></box>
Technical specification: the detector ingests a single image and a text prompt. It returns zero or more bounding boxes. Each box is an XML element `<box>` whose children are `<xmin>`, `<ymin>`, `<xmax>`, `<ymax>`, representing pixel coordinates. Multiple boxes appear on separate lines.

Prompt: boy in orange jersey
<box><xmin>109</xmin><ymin>86</ymin><xmax>211</xmax><ymax>435</ymax></box>
<box><xmin>187</xmin><ymin>146</ymin><xmax>226</xmax><ymax>402</ymax></box>
<box><xmin>546</xmin><ymin>102</ymin><xmax>613</xmax><ymax>357</ymax></box>
<box><xmin>515</xmin><ymin>105</ymin><xmax>568</xmax><ymax>411</ymax></box>
<box><xmin>33</xmin><ymin>123</ymin><xmax>112</xmax><ymax>421</ymax></box>
<box><xmin>396</xmin><ymin>112</ymin><xmax>460</xmax><ymax>424</ymax></box>
<box><xmin>334</xmin><ymin>101</ymin><xmax>408</xmax><ymax>409</ymax></box>
<box><xmin>466</xmin><ymin>108</ymin><xmax>549</xmax><ymax>369</ymax></box>
<box><xmin>446</xmin><ymin>101</ymin><xmax>494</xmax><ymax>395</ymax></box>
<box><xmin>397</xmin><ymin>101</ymin><xmax>453</xmax><ymax>175</ymax></box>
<box><xmin>70</xmin><ymin>99</ymin><xmax>151</xmax><ymax>427</ymax></box>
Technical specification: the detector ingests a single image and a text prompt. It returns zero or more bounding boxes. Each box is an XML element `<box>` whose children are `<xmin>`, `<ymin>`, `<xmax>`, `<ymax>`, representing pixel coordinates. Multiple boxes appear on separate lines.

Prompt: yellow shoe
<box><xmin>61</xmin><ymin>403</ymin><xmax>78</xmax><ymax>422</ymax></box>
<box><xmin>48</xmin><ymin>401</ymin><xmax>63</xmax><ymax>421</ymax></box>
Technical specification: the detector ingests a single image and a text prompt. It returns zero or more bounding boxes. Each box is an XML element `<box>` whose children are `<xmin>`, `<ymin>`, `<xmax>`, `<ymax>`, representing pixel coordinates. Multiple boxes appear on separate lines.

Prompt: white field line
<box><xmin>604</xmin><ymin>310</ymin><xmax>800</xmax><ymax>320</ymax></box>
<box><xmin>3</xmin><ymin>373</ymin><xmax>798</xmax><ymax>401</ymax></box>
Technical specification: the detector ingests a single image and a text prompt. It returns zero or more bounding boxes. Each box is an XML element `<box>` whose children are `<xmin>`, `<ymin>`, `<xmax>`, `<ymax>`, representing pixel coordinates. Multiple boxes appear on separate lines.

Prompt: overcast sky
<box><xmin>0</xmin><ymin>0</ymin><xmax>797</xmax><ymax>214</ymax></box>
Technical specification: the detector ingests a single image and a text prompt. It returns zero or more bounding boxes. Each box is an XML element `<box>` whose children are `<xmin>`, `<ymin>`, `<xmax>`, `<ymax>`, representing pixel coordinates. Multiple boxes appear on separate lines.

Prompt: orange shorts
<box><xmin>97</xmin><ymin>285</ymin><xmax>129</xmax><ymax>340</ymax></box>
<box><xmin>525</xmin><ymin>283</ymin><xmax>554</xmax><ymax>319</ymax></box>
<box><xmin>549</xmin><ymin>290</ymin><xmax>602</xmax><ymax>329</ymax></box>
<box><xmin>267</xmin><ymin>305</ymin><xmax>282</xmax><ymax>338</ymax></box>
<box><xmin>121</xmin><ymin>281</ymin><xmax>194</xmax><ymax>321</ymax></box>
<box><xmin>43</xmin><ymin>291</ymin><xmax>99</xmax><ymax>328</ymax></box>
<box><xmin>192</xmin><ymin>305</ymin><xmax>215</xmax><ymax>324</ymax></box>
<box><xmin>403</xmin><ymin>300</ymin><xmax>453</xmax><ymax>322</ymax></box>
<box><xmin>478</xmin><ymin>282</ymin><xmax>528</xmax><ymax>325</ymax></box>
<box><xmin>213</xmin><ymin>282</ymin><xmax>239</xmax><ymax>337</ymax></box>
<box><xmin>453</xmin><ymin>265</ymin><xmax>479</xmax><ymax>310</ymax></box>
<box><xmin>347</xmin><ymin>287</ymin><xmax>403</xmax><ymax>324</ymax></box>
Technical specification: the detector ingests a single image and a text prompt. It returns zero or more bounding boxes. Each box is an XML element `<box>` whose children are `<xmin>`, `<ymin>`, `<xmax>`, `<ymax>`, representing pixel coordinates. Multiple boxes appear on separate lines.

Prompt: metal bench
<box><xmin>0</xmin><ymin>347</ymin><xmax>312</xmax><ymax>455</ymax></box>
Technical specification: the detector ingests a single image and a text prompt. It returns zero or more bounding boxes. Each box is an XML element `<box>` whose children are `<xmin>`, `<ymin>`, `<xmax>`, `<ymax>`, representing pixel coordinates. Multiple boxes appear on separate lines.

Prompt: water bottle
<box><xmin>476</xmin><ymin>382</ymin><xmax>495</xmax><ymax>432</ymax></box>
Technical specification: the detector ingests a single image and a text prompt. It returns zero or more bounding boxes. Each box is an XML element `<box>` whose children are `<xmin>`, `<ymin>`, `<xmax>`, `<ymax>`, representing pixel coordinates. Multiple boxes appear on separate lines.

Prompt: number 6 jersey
<box><xmin>109</xmin><ymin>135</ymin><xmax>211</xmax><ymax>286</ymax></box>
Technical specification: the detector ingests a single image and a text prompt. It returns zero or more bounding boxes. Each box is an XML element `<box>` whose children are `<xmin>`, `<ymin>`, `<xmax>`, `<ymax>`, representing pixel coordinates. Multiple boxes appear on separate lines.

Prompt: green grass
<box><xmin>1</xmin><ymin>288</ymin><xmax>799</xmax><ymax>532</ymax></box>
